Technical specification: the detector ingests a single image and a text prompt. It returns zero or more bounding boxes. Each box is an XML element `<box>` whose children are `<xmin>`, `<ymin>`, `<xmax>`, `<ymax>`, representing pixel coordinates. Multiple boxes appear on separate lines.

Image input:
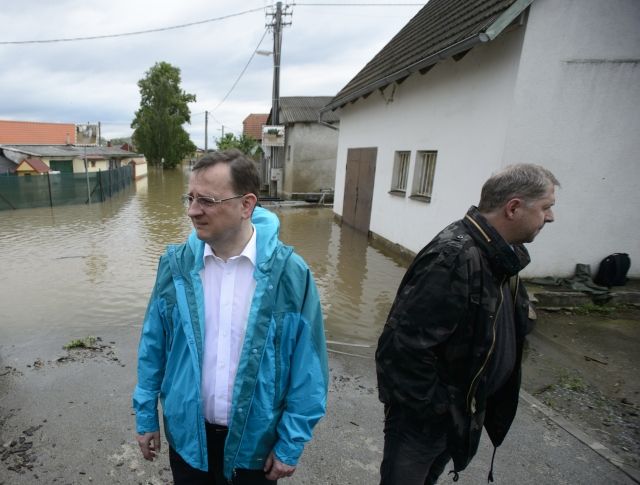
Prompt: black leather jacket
<box><xmin>376</xmin><ymin>206</ymin><xmax>536</xmax><ymax>473</ymax></box>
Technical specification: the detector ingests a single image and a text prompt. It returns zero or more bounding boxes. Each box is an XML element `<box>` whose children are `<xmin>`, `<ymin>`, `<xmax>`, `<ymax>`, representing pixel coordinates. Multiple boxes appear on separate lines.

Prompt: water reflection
<box><xmin>0</xmin><ymin>166</ymin><xmax>407</xmax><ymax>348</ymax></box>
<box><xmin>275</xmin><ymin>208</ymin><xmax>407</xmax><ymax>345</ymax></box>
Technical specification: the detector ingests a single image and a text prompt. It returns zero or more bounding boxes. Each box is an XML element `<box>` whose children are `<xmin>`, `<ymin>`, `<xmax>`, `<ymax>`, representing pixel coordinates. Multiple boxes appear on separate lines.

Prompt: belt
<box><xmin>205</xmin><ymin>422</ymin><xmax>229</xmax><ymax>434</ymax></box>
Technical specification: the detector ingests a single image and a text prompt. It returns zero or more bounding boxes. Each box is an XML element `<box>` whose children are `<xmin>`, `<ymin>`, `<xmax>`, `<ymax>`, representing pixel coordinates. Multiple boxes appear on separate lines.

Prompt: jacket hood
<box><xmin>185</xmin><ymin>206</ymin><xmax>281</xmax><ymax>271</ymax></box>
<box><xmin>463</xmin><ymin>206</ymin><xmax>530</xmax><ymax>277</ymax></box>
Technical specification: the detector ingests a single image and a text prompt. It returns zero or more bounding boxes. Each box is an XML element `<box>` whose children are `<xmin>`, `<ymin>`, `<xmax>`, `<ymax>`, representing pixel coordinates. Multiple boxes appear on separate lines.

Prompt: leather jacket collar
<box><xmin>462</xmin><ymin>206</ymin><xmax>530</xmax><ymax>277</ymax></box>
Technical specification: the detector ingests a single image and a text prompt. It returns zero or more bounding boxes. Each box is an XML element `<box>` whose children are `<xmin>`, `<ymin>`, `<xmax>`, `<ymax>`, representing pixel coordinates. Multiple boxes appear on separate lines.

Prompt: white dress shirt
<box><xmin>200</xmin><ymin>226</ymin><xmax>257</xmax><ymax>425</ymax></box>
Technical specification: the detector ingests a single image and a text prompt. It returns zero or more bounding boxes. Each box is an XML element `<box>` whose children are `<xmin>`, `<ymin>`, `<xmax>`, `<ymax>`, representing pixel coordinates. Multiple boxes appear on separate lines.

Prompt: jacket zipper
<box><xmin>466</xmin><ymin>276</ymin><xmax>506</xmax><ymax>414</ymax></box>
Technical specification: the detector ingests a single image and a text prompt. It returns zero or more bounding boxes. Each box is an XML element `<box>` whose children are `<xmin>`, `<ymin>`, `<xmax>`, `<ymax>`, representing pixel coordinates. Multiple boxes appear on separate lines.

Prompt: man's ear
<box><xmin>504</xmin><ymin>198</ymin><xmax>523</xmax><ymax>220</ymax></box>
<box><xmin>241</xmin><ymin>193</ymin><xmax>258</xmax><ymax>219</ymax></box>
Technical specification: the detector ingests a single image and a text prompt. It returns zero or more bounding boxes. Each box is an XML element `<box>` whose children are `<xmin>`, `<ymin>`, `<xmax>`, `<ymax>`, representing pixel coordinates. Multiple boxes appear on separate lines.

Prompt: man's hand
<box><xmin>264</xmin><ymin>451</ymin><xmax>296</xmax><ymax>480</ymax></box>
<box><xmin>136</xmin><ymin>431</ymin><xmax>161</xmax><ymax>461</ymax></box>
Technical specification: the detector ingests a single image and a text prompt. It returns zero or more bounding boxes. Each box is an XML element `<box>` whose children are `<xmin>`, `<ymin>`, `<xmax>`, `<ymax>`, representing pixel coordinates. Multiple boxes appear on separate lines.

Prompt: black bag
<box><xmin>594</xmin><ymin>253</ymin><xmax>631</xmax><ymax>287</ymax></box>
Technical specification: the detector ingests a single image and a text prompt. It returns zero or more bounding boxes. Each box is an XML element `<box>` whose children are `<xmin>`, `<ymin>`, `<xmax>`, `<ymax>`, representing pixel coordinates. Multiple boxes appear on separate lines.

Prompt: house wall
<box><xmin>131</xmin><ymin>158</ymin><xmax>148</xmax><ymax>179</ymax></box>
<box><xmin>333</xmin><ymin>27</ymin><xmax>525</xmax><ymax>264</ymax></box>
<box><xmin>502</xmin><ymin>0</ymin><xmax>640</xmax><ymax>277</ymax></box>
<box><xmin>71</xmin><ymin>158</ymin><xmax>110</xmax><ymax>173</ymax></box>
<box><xmin>283</xmin><ymin>122</ymin><xmax>338</xmax><ymax>198</ymax></box>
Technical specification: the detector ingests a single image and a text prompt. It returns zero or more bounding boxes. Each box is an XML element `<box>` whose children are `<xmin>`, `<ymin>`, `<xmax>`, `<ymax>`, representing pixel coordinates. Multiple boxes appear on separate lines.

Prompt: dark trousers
<box><xmin>380</xmin><ymin>405</ymin><xmax>451</xmax><ymax>485</ymax></box>
<box><xmin>169</xmin><ymin>422</ymin><xmax>276</xmax><ymax>485</ymax></box>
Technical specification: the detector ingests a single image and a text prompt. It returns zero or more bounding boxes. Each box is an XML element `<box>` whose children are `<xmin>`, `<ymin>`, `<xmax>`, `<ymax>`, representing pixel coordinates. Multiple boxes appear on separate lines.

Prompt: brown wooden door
<box><xmin>342</xmin><ymin>147</ymin><xmax>377</xmax><ymax>233</ymax></box>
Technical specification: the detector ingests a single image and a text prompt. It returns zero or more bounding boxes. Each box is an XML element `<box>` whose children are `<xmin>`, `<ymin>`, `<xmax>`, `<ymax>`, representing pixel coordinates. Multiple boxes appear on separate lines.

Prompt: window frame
<box><xmin>389</xmin><ymin>150</ymin><xmax>411</xmax><ymax>195</ymax></box>
<box><xmin>410</xmin><ymin>150</ymin><xmax>437</xmax><ymax>203</ymax></box>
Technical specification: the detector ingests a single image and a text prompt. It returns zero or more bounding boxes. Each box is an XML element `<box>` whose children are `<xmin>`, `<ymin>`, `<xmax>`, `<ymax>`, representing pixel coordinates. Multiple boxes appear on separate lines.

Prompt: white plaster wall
<box><xmin>334</xmin><ymin>27</ymin><xmax>525</xmax><ymax>257</ymax></box>
<box><xmin>503</xmin><ymin>0</ymin><xmax>640</xmax><ymax>277</ymax></box>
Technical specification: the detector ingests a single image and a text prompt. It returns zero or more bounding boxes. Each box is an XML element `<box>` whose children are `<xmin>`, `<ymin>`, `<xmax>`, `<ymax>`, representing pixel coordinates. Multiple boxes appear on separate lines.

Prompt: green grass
<box><xmin>572</xmin><ymin>303</ymin><xmax>617</xmax><ymax>316</ymax></box>
<box><xmin>558</xmin><ymin>372</ymin><xmax>586</xmax><ymax>392</ymax></box>
<box><xmin>63</xmin><ymin>336</ymin><xmax>98</xmax><ymax>350</ymax></box>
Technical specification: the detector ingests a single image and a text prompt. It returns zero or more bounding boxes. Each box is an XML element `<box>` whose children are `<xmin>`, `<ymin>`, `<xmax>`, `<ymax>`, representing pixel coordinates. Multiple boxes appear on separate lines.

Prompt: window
<box><xmin>411</xmin><ymin>150</ymin><xmax>437</xmax><ymax>202</ymax></box>
<box><xmin>390</xmin><ymin>151</ymin><xmax>410</xmax><ymax>193</ymax></box>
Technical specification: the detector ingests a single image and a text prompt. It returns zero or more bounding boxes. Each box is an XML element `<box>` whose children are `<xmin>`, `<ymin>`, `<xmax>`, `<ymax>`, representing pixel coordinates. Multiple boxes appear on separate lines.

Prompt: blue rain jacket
<box><xmin>133</xmin><ymin>207</ymin><xmax>328</xmax><ymax>478</ymax></box>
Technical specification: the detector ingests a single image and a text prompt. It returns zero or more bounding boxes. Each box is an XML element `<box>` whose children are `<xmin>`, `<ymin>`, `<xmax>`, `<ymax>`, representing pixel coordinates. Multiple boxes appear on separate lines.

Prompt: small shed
<box><xmin>15</xmin><ymin>158</ymin><xmax>50</xmax><ymax>176</ymax></box>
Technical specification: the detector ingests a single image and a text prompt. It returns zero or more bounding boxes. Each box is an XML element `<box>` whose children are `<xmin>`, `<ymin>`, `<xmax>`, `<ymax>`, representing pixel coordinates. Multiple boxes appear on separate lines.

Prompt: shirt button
<box><xmin>252</xmin><ymin>348</ymin><xmax>258</xmax><ymax>354</ymax></box>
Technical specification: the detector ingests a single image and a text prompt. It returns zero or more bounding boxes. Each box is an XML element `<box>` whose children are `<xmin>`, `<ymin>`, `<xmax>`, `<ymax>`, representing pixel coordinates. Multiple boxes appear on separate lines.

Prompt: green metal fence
<box><xmin>0</xmin><ymin>165</ymin><xmax>133</xmax><ymax>210</ymax></box>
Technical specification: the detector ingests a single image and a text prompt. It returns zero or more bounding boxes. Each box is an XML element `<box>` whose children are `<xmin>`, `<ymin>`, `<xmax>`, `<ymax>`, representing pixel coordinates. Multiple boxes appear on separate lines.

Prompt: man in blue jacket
<box><xmin>133</xmin><ymin>149</ymin><xmax>328</xmax><ymax>484</ymax></box>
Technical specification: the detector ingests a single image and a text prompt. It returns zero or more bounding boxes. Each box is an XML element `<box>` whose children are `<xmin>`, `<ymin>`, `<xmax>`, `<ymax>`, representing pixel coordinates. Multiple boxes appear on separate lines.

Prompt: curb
<box><xmin>520</xmin><ymin>390</ymin><xmax>640</xmax><ymax>484</ymax></box>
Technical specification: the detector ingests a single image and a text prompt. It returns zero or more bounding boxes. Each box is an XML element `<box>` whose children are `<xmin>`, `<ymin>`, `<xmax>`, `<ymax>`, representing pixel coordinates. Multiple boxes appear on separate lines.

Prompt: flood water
<box><xmin>0</xmin><ymin>166</ymin><xmax>408</xmax><ymax>351</ymax></box>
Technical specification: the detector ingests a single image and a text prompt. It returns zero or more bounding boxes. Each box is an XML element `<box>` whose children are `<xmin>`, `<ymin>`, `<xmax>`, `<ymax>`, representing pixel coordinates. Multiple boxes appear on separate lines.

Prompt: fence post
<box><xmin>98</xmin><ymin>170</ymin><xmax>104</xmax><ymax>201</ymax></box>
<box><xmin>47</xmin><ymin>171</ymin><xmax>54</xmax><ymax>208</ymax></box>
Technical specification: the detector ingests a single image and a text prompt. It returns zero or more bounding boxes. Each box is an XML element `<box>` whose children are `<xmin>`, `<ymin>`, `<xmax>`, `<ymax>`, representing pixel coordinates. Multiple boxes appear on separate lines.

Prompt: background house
<box><xmin>15</xmin><ymin>158</ymin><xmax>51</xmax><ymax>176</ymax></box>
<box><xmin>324</xmin><ymin>0</ymin><xmax>639</xmax><ymax>278</ymax></box>
<box><xmin>0</xmin><ymin>119</ymin><xmax>147</xmax><ymax>177</ymax></box>
<box><xmin>0</xmin><ymin>120</ymin><xmax>77</xmax><ymax>145</ymax></box>
<box><xmin>242</xmin><ymin>113</ymin><xmax>269</xmax><ymax>144</ymax></box>
<box><xmin>268</xmin><ymin>96</ymin><xmax>339</xmax><ymax>200</ymax></box>
<box><xmin>1</xmin><ymin>145</ymin><xmax>144</xmax><ymax>174</ymax></box>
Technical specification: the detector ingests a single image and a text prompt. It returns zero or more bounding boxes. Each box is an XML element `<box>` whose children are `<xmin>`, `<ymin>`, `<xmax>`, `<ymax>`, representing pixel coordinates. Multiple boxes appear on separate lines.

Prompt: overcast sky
<box><xmin>0</xmin><ymin>1</ymin><xmax>424</xmax><ymax>148</ymax></box>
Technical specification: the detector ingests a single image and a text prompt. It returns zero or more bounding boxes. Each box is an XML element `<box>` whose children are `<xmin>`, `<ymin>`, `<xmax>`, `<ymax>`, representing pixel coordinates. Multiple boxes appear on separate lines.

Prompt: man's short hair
<box><xmin>192</xmin><ymin>149</ymin><xmax>260</xmax><ymax>198</ymax></box>
<box><xmin>478</xmin><ymin>164</ymin><xmax>560</xmax><ymax>212</ymax></box>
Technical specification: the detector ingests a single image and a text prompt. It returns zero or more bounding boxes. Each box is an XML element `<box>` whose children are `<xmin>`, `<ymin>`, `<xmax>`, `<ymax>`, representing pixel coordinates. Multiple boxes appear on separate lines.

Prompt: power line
<box><xmin>210</xmin><ymin>29</ymin><xmax>270</xmax><ymax>115</ymax></box>
<box><xmin>0</xmin><ymin>7</ymin><xmax>265</xmax><ymax>45</ymax></box>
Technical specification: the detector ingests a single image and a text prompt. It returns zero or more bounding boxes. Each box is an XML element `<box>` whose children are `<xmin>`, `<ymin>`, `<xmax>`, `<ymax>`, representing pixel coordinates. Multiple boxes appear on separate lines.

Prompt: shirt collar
<box><xmin>203</xmin><ymin>224</ymin><xmax>257</xmax><ymax>266</ymax></box>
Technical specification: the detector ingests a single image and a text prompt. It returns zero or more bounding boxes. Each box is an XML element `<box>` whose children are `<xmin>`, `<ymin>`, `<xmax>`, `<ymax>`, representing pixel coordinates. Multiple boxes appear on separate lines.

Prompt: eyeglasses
<box><xmin>181</xmin><ymin>194</ymin><xmax>245</xmax><ymax>208</ymax></box>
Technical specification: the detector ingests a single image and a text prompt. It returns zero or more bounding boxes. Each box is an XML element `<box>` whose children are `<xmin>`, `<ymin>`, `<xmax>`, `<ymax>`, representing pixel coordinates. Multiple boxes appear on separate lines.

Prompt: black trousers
<box><xmin>380</xmin><ymin>405</ymin><xmax>451</xmax><ymax>485</ymax></box>
<box><xmin>169</xmin><ymin>422</ymin><xmax>277</xmax><ymax>485</ymax></box>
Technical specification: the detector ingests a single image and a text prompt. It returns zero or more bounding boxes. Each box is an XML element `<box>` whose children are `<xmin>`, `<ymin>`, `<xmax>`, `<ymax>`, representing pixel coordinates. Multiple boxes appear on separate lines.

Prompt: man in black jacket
<box><xmin>376</xmin><ymin>164</ymin><xmax>560</xmax><ymax>484</ymax></box>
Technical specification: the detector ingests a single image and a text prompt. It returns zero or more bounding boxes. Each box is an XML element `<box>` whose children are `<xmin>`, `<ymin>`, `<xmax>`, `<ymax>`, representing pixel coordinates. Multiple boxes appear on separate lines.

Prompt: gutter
<box><xmin>320</xmin><ymin>0</ymin><xmax>535</xmax><ymax>113</ymax></box>
<box><xmin>317</xmin><ymin>114</ymin><xmax>339</xmax><ymax>131</ymax></box>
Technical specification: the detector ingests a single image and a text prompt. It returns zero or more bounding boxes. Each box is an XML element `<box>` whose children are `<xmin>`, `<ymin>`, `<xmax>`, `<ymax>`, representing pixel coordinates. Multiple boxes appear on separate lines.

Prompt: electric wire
<box><xmin>210</xmin><ymin>29</ymin><xmax>270</xmax><ymax>115</ymax></box>
<box><xmin>0</xmin><ymin>7</ymin><xmax>265</xmax><ymax>45</ymax></box>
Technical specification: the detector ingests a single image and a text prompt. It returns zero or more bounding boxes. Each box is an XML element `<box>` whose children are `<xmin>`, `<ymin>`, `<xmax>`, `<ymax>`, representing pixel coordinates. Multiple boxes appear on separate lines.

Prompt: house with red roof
<box><xmin>0</xmin><ymin>120</ymin><xmax>77</xmax><ymax>145</ymax></box>
<box><xmin>15</xmin><ymin>158</ymin><xmax>51</xmax><ymax>176</ymax></box>
<box><xmin>242</xmin><ymin>113</ymin><xmax>269</xmax><ymax>143</ymax></box>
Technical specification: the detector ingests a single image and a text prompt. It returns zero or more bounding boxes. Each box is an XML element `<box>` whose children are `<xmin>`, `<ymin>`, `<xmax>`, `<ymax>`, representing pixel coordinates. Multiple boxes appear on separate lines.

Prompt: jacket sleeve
<box><xmin>132</xmin><ymin>262</ymin><xmax>169</xmax><ymax>434</ymax></box>
<box><xmin>375</xmin><ymin>245</ymin><xmax>469</xmax><ymax>420</ymax></box>
<box><xmin>273</xmin><ymin>268</ymin><xmax>329</xmax><ymax>466</ymax></box>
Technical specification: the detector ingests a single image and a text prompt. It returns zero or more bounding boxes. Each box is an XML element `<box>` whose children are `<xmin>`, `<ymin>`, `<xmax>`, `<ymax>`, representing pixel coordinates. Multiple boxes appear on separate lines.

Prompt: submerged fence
<box><xmin>0</xmin><ymin>166</ymin><xmax>133</xmax><ymax>210</ymax></box>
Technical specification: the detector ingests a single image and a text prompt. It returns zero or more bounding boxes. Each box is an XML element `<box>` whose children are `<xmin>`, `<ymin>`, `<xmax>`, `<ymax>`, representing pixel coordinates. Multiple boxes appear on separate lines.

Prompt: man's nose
<box><xmin>545</xmin><ymin>209</ymin><xmax>554</xmax><ymax>223</ymax></box>
<box><xmin>187</xmin><ymin>203</ymin><xmax>203</xmax><ymax>217</ymax></box>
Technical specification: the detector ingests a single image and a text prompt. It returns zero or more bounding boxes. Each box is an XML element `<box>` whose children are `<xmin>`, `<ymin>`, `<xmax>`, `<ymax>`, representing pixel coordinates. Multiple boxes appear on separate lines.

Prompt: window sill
<box><xmin>409</xmin><ymin>194</ymin><xmax>432</xmax><ymax>203</ymax></box>
<box><xmin>388</xmin><ymin>190</ymin><xmax>406</xmax><ymax>197</ymax></box>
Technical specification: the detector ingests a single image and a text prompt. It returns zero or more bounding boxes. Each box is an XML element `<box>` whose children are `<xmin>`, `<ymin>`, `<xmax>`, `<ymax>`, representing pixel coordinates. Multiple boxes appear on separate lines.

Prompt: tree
<box><xmin>216</xmin><ymin>133</ymin><xmax>262</xmax><ymax>159</ymax></box>
<box><xmin>131</xmin><ymin>62</ymin><xmax>197</xmax><ymax>168</ymax></box>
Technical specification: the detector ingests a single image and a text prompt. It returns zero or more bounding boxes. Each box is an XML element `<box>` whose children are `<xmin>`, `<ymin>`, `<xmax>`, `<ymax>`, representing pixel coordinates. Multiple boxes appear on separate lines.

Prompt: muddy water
<box><xmin>0</xmin><ymin>166</ymin><xmax>407</xmax><ymax>351</ymax></box>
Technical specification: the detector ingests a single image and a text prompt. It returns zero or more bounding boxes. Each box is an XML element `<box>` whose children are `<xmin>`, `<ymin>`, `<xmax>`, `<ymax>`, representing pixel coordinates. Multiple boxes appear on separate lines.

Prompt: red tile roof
<box><xmin>16</xmin><ymin>157</ymin><xmax>50</xmax><ymax>173</ymax></box>
<box><xmin>0</xmin><ymin>119</ymin><xmax>76</xmax><ymax>145</ymax></box>
<box><xmin>242</xmin><ymin>113</ymin><xmax>269</xmax><ymax>141</ymax></box>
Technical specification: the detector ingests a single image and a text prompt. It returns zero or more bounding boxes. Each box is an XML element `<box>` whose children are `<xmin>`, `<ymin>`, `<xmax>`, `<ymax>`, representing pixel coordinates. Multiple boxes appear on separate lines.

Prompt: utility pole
<box><xmin>204</xmin><ymin>110</ymin><xmax>209</xmax><ymax>152</ymax></box>
<box><xmin>266</xmin><ymin>1</ymin><xmax>291</xmax><ymax>197</ymax></box>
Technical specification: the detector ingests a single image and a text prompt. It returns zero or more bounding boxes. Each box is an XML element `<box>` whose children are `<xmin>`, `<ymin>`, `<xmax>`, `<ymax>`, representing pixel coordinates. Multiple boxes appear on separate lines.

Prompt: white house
<box><xmin>323</xmin><ymin>0</ymin><xmax>640</xmax><ymax>278</ymax></box>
